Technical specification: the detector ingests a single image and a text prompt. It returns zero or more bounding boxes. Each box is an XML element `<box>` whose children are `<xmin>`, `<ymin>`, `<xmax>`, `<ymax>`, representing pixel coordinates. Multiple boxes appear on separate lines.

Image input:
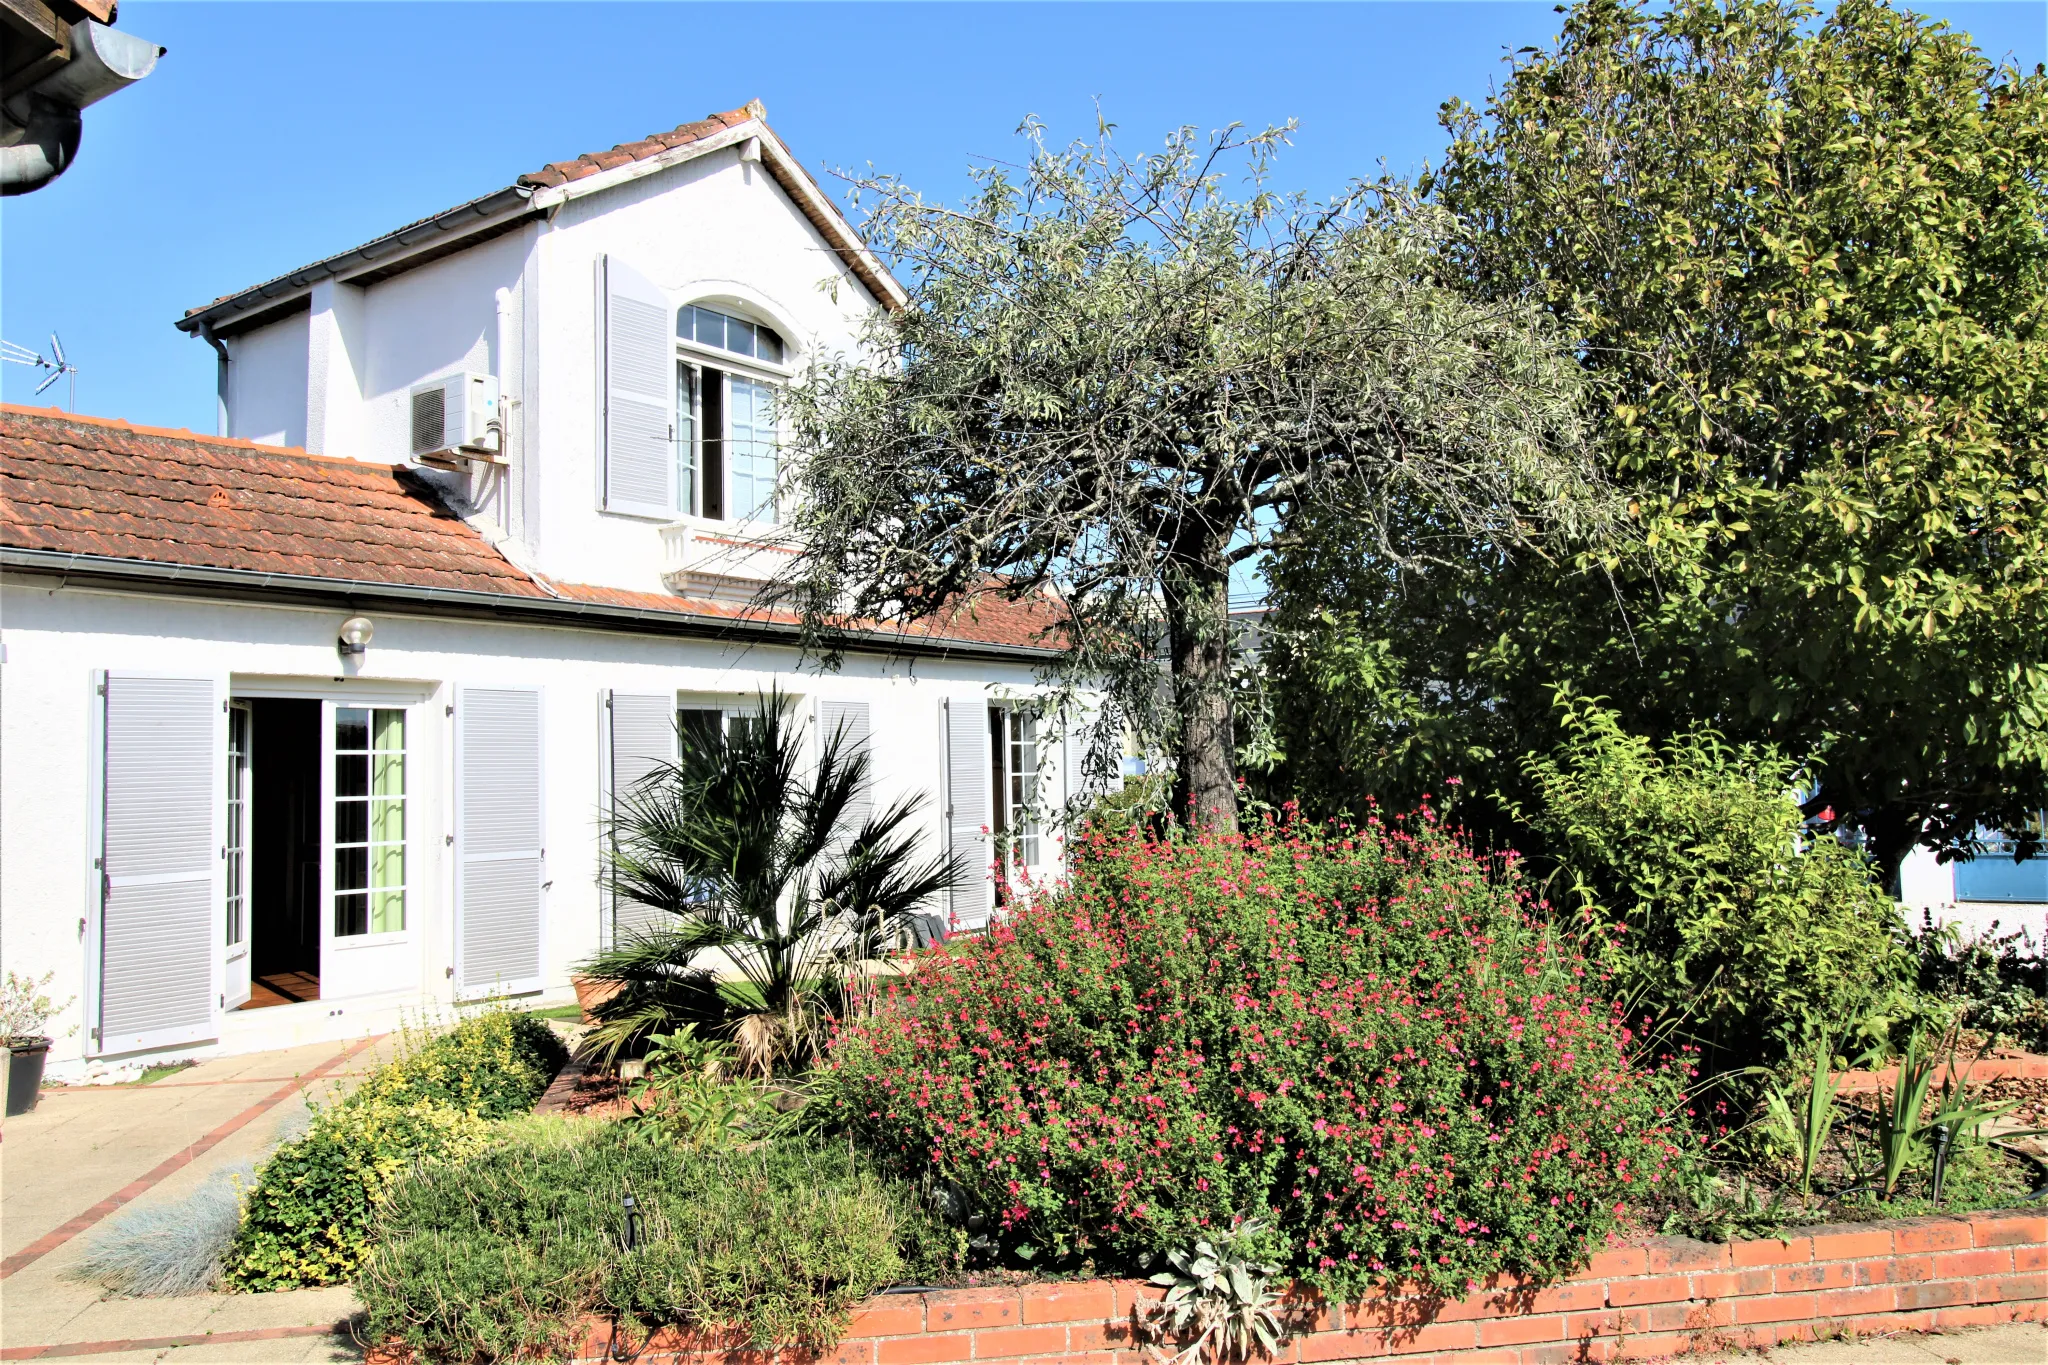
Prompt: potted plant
<box><xmin>4</xmin><ymin>971</ymin><xmax>73</xmax><ymax>1117</ymax></box>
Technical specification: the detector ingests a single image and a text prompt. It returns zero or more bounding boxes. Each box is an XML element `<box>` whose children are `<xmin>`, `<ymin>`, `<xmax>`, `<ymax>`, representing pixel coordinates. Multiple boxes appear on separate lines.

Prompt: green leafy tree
<box><xmin>1512</xmin><ymin>695</ymin><xmax>1915</xmax><ymax>1072</ymax></box>
<box><xmin>775</xmin><ymin>119</ymin><xmax>1612</xmax><ymax>830</ymax></box>
<box><xmin>1268</xmin><ymin>0</ymin><xmax>2048</xmax><ymax>879</ymax></box>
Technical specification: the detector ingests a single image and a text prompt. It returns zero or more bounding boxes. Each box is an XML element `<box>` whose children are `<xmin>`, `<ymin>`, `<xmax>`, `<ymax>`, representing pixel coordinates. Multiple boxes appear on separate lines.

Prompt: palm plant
<box><xmin>578</xmin><ymin>688</ymin><xmax>959</xmax><ymax>1072</ymax></box>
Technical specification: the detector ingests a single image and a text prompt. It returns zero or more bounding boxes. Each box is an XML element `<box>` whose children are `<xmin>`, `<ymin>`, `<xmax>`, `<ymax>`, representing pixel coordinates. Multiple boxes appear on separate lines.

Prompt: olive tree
<box><xmin>775</xmin><ymin>119</ymin><xmax>1613</xmax><ymax>829</ymax></box>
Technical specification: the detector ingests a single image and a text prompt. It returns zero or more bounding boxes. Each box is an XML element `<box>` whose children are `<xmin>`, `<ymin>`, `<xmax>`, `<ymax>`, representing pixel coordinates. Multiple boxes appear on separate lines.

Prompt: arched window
<box><xmin>678</xmin><ymin>303</ymin><xmax>784</xmax><ymax>365</ymax></box>
<box><xmin>673</xmin><ymin>303</ymin><xmax>788</xmax><ymax>523</ymax></box>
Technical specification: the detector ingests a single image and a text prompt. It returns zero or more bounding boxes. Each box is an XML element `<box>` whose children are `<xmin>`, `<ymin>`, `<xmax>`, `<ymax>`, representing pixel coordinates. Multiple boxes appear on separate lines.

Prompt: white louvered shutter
<box><xmin>96</xmin><ymin>673</ymin><xmax>221</xmax><ymax>1055</ymax></box>
<box><xmin>943</xmin><ymin>697</ymin><xmax>991</xmax><ymax>930</ymax></box>
<box><xmin>817</xmin><ymin>699</ymin><xmax>873</xmax><ymax>854</ymax></box>
<box><xmin>455</xmin><ymin>686</ymin><xmax>546</xmax><ymax>998</ymax></box>
<box><xmin>608</xmin><ymin>691</ymin><xmax>676</xmax><ymax>943</ymax></box>
<box><xmin>600</xmin><ymin>255</ymin><xmax>675</xmax><ymax>518</ymax></box>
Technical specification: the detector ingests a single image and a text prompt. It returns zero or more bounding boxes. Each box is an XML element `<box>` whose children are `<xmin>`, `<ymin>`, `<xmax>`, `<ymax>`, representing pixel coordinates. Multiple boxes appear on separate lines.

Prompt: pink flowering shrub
<box><xmin>824</xmin><ymin>810</ymin><xmax>1692</xmax><ymax>1301</ymax></box>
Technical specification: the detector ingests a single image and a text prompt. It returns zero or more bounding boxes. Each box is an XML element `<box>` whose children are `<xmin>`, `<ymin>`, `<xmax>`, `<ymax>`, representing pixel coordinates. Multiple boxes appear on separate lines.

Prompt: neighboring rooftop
<box><xmin>0</xmin><ymin>406</ymin><xmax>1059</xmax><ymax>657</ymax></box>
<box><xmin>175</xmin><ymin>100</ymin><xmax>901</xmax><ymax>340</ymax></box>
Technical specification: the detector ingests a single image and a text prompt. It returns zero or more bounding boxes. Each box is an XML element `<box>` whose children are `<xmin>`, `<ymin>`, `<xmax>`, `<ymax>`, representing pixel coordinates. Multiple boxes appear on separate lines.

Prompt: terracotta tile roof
<box><xmin>517</xmin><ymin>102</ymin><xmax>762</xmax><ymax>189</ymax></box>
<box><xmin>183</xmin><ymin>98</ymin><xmax>902</xmax><ymax>331</ymax></box>
<box><xmin>0</xmin><ymin>406</ymin><xmax>1060</xmax><ymax>655</ymax></box>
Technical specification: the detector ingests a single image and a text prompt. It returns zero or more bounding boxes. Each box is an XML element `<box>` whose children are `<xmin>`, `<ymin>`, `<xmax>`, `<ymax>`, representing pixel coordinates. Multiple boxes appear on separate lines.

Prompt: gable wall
<box><xmin>529</xmin><ymin>145</ymin><xmax>878</xmax><ymax>593</ymax></box>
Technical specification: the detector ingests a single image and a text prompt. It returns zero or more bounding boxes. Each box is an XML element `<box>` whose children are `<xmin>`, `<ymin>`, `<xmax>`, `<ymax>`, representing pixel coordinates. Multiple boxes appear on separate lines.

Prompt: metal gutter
<box><xmin>174</xmin><ymin>184</ymin><xmax>538</xmax><ymax>336</ymax></box>
<box><xmin>0</xmin><ymin>547</ymin><xmax>1062</xmax><ymax>666</ymax></box>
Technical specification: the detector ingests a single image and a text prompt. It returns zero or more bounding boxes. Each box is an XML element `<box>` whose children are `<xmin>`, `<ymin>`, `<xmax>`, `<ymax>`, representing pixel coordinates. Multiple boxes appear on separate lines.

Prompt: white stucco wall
<box><xmin>530</xmin><ymin>145</ymin><xmax>879</xmax><ymax>594</ymax></box>
<box><xmin>225</xmin><ymin>311</ymin><xmax>309</xmax><ymax>448</ymax></box>
<box><xmin>1</xmin><ymin>579</ymin><xmax>1057</xmax><ymax>1078</ymax></box>
<box><xmin>1898</xmin><ymin>844</ymin><xmax>2048</xmax><ymax>944</ymax></box>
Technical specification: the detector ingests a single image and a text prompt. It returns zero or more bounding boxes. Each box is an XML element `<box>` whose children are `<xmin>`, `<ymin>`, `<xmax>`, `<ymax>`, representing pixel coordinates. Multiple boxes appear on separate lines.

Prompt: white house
<box><xmin>0</xmin><ymin>103</ymin><xmax>1100</xmax><ymax>1079</ymax></box>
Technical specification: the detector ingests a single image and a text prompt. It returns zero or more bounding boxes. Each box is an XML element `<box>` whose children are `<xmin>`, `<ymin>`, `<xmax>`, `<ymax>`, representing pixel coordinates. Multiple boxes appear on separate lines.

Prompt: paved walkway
<box><xmin>1</xmin><ymin>1038</ymin><xmax>385</xmax><ymax>1363</ymax></box>
<box><xmin>1687</xmin><ymin>1321</ymin><xmax>2046</xmax><ymax>1363</ymax></box>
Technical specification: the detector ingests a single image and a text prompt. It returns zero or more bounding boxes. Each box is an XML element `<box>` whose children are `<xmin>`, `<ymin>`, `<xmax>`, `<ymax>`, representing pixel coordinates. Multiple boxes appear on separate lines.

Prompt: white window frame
<box><xmin>323</xmin><ymin>699</ymin><xmax>415</xmax><ymax>954</ymax></box>
<box><xmin>674</xmin><ymin>300</ymin><xmax>792</xmax><ymax>526</ymax></box>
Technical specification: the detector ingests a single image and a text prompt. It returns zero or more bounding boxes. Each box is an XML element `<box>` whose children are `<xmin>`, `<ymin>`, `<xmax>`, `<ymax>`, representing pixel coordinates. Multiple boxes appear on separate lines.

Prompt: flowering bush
<box><xmin>826</xmin><ymin>811</ymin><xmax>1691</xmax><ymax>1301</ymax></box>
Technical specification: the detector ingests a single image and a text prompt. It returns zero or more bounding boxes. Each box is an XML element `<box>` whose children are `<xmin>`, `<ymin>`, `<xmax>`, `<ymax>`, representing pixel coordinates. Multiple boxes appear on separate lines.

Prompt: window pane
<box><xmin>698</xmin><ymin>308</ymin><xmax>725</xmax><ymax>350</ymax></box>
<box><xmin>335</xmin><ymin>707</ymin><xmax>369</xmax><ymax>752</ymax></box>
<box><xmin>335</xmin><ymin>798</ymin><xmax>368</xmax><ymax>845</ymax></box>
<box><xmin>336</xmin><ymin>845</ymin><xmax>367</xmax><ymax>893</ymax></box>
<box><xmin>728</xmin><ymin>375</ymin><xmax>777</xmax><ymax>521</ymax></box>
<box><xmin>372</xmin><ymin>750</ymin><xmax>405</xmax><ymax>800</ymax></box>
<box><xmin>370</xmin><ymin>888</ymin><xmax>406</xmax><ymax>935</ymax></box>
<box><xmin>335</xmin><ymin>752</ymin><xmax>367</xmax><ymax>798</ymax></box>
<box><xmin>370</xmin><ymin>796</ymin><xmax>405</xmax><ymax>844</ymax></box>
<box><xmin>677</xmin><ymin>363</ymin><xmax>698</xmax><ymax>515</ymax></box>
<box><xmin>372</xmin><ymin>708</ymin><xmax>405</xmax><ymax>751</ymax></box>
<box><xmin>678</xmin><ymin>708</ymin><xmax>722</xmax><ymax>751</ymax></box>
<box><xmin>335</xmin><ymin>892</ymin><xmax>367</xmax><ymax>938</ymax></box>
<box><xmin>756</xmin><ymin>328</ymin><xmax>783</xmax><ymax>364</ymax></box>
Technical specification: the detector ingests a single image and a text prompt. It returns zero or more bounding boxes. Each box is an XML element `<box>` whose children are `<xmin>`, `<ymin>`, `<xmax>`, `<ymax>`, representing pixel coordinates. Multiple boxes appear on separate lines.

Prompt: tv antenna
<box><xmin>2</xmin><ymin>334</ymin><xmax>77</xmax><ymax>409</ymax></box>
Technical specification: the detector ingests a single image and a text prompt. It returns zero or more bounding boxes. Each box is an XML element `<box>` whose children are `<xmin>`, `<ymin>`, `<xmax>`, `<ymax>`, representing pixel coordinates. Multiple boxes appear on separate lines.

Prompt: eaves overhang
<box><xmin>173</xmin><ymin>185</ymin><xmax>542</xmax><ymax>339</ymax></box>
<box><xmin>0</xmin><ymin>547</ymin><xmax>1062</xmax><ymax>667</ymax></box>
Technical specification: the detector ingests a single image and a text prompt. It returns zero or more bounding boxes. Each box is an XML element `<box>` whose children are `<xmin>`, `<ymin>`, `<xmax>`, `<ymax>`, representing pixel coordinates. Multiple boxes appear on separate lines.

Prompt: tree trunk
<box><xmin>1861</xmin><ymin>806</ymin><xmax>1921</xmax><ymax>901</ymax></box>
<box><xmin>1166</xmin><ymin>557</ymin><xmax>1238</xmax><ymax>833</ymax></box>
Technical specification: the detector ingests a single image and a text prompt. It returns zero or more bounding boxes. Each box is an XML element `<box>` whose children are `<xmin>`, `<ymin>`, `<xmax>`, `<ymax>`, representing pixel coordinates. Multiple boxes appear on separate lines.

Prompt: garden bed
<box><xmin>403</xmin><ymin>1210</ymin><xmax>2043</xmax><ymax>1365</ymax></box>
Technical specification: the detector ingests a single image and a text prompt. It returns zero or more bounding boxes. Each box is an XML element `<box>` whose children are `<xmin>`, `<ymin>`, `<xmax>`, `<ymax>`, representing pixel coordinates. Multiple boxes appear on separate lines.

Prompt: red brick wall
<box><xmin>567</xmin><ymin>1210</ymin><xmax>2045</xmax><ymax>1364</ymax></box>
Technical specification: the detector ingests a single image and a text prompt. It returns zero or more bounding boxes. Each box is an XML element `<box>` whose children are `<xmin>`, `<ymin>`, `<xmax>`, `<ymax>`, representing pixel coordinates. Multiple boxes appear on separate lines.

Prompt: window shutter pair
<box><xmin>606</xmin><ymin>692</ymin><xmax>677</xmax><ymax>942</ymax></box>
<box><xmin>600</xmin><ymin>255</ymin><xmax>675</xmax><ymax>518</ymax></box>
<box><xmin>943</xmin><ymin>698</ymin><xmax>991</xmax><ymax>930</ymax></box>
<box><xmin>94</xmin><ymin>674</ymin><xmax>221</xmax><ymax>1055</ymax></box>
<box><xmin>454</xmin><ymin>687</ymin><xmax>547</xmax><ymax>998</ymax></box>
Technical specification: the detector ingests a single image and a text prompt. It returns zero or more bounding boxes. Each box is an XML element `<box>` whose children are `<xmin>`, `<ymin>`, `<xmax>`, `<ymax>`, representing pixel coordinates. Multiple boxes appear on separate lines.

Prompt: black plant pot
<box><xmin>6</xmin><ymin>1038</ymin><xmax>50</xmax><ymax>1116</ymax></box>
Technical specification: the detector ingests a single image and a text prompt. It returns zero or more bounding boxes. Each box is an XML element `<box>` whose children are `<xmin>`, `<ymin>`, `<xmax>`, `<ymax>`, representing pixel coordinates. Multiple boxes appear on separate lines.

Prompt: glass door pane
<box><xmin>225</xmin><ymin>704</ymin><xmax>249</xmax><ymax>949</ymax></box>
<box><xmin>333</xmin><ymin>705</ymin><xmax>407</xmax><ymax>936</ymax></box>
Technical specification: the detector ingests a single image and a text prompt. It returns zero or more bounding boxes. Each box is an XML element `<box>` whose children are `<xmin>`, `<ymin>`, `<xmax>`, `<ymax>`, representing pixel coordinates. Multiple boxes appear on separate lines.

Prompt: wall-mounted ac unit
<box><xmin>409</xmin><ymin>372</ymin><xmax>502</xmax><ymax>468</ymax></box>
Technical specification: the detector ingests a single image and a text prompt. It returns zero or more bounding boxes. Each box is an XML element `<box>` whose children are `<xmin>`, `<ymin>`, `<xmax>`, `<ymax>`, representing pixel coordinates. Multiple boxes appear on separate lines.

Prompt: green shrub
<box><xmin>826</xmin><ymin>811</ymin><xmax>1692</xmax><ymax>1303</ymax></box>
<box><xmin>360</xmin><ymin>1121</ymin><xmax>953</xmax><ymax>1361</ymax></box>
<box><xmin>221</xmin><ymin>1010</ymin><xmax>564</xmax><ymax>1291</ymax></box>
<box><xmin>1515</xmin><ymin>697</ymin><xmax>1914</xmax><ymax>1071</ymax></box>
<box><xmin>350</xmin><ymin>1009</ymin><xmax>567</xmax><ymax>1117</ymax></box>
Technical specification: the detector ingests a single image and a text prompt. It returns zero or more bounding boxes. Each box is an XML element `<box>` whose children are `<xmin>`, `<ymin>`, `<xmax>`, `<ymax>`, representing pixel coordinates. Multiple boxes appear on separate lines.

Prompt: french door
<box><xmin>319</xmin><ymin>699</ymin><xmax>416</xmax><ymax>1000</ymax></box>
<box><xmin>223</xmin><ymin>702</ymin><xmax>253</xmax><ymax>1010</ymax></box>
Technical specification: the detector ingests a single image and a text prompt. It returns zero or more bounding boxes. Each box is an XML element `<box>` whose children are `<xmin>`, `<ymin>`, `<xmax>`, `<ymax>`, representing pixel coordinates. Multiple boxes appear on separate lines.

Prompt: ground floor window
<box><xmin>989</xmin><ymin>706</ymin><xmax>1040</xmax><ymax>868</ymax></box>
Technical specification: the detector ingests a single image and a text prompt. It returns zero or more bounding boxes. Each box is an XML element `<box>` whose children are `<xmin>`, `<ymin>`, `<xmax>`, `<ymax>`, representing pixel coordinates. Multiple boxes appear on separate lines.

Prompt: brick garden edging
<box><xmin>555</xmin><ymin>1209</ymin><xmax>2044</xmax><ymax>1364</ymax></box>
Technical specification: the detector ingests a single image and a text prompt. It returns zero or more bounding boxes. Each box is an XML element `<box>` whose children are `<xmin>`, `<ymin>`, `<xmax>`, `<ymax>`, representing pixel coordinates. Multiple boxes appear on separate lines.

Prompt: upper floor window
<box><xmin>675</xmin><ymin>303</ymin><xmax>784</xmax><ymax>525</ymax></box>
<box><xmin>679</xmin><ymin>304</ymin><xmax>784</xmax><ymax>365</ymax></box>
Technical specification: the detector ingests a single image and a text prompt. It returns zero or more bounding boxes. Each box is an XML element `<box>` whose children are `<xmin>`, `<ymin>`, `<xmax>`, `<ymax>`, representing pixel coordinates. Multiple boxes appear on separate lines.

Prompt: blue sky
<box><xmin>2</xmin><ymin>1</ymin><xmax>2042</xmax><ymax>432</ymax></box>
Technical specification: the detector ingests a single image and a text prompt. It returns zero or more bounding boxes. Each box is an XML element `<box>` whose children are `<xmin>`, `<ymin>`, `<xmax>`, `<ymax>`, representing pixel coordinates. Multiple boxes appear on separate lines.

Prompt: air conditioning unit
<box><xmin>408</xmin><ymin>372</ymin><xmax>502</xmax><ymax>468</ymax></box>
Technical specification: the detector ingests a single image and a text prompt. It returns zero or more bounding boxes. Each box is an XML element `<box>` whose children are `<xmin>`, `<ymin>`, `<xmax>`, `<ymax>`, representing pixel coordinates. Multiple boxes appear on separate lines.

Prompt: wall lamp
<box><xmin>337</xmin><ymin>615</ymin><xmax>375</xmax><ymax>659</ymax></box>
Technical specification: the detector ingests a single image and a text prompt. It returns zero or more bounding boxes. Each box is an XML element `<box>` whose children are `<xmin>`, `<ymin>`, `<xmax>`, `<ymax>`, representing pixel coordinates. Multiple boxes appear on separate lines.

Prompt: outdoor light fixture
<box><xmin>621</xmin><ymin>1193</ymin><xmax>643</xmax><ymax>1251</ymax></box>
<box><xmin>337</xmin><ymin>616</ymin><xmax>375</xmax><ymax>658</ymax></box>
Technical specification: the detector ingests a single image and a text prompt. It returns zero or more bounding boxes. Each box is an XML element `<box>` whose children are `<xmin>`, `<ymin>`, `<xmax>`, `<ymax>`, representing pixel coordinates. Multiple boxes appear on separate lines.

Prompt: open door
<box><xmin>222</xmin><ymin>701</ymin><xmax>253</xmax><ymax>1010</ymax></box>
<box><xmin>454</xmin><ymin>685</ymin><xmax>546</xmax><ymax>999</ymax></box>
<box><xmin>93</xmin><ymin>672</ymin><xmax>222</xmax><ymax>1055</ymax></box>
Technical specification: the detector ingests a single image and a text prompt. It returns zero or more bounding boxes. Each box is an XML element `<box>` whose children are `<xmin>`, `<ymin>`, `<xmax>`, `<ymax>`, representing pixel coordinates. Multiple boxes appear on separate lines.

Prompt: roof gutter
<box><xmin>175</xmin><ymin>184</ymin><xmax>538</xmax><ymax>336</ymax></box>
<box><xmin>0</xmin><ymin>547</ymin><xmax>1061</xmax><ymax>666</ymax></box>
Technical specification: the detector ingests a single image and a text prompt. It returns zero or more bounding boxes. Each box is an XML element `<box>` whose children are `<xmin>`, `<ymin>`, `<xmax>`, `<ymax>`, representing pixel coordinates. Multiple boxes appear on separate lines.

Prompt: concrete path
<box><xmin>1678</xmin><ymin>1321</ymin><xmax>2045</xmax><ymax>1363</ymax></box>
<box><xmin>1</xmin><ymin>1037</ymin><xmax>385</xmax><ymax>1363</ymax></box>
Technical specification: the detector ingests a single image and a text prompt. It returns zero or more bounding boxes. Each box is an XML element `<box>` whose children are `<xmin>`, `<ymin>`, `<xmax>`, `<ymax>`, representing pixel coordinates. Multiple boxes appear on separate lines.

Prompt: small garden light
<box><xmin>337</xmin><ymin>615</ymin><xmax>375</xmax><ymax>659</ymax></box>
<box><xmin>621</xmin><ymin>1192</ymin><xmax>642</xmax><ymax>1251</ymax></box>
